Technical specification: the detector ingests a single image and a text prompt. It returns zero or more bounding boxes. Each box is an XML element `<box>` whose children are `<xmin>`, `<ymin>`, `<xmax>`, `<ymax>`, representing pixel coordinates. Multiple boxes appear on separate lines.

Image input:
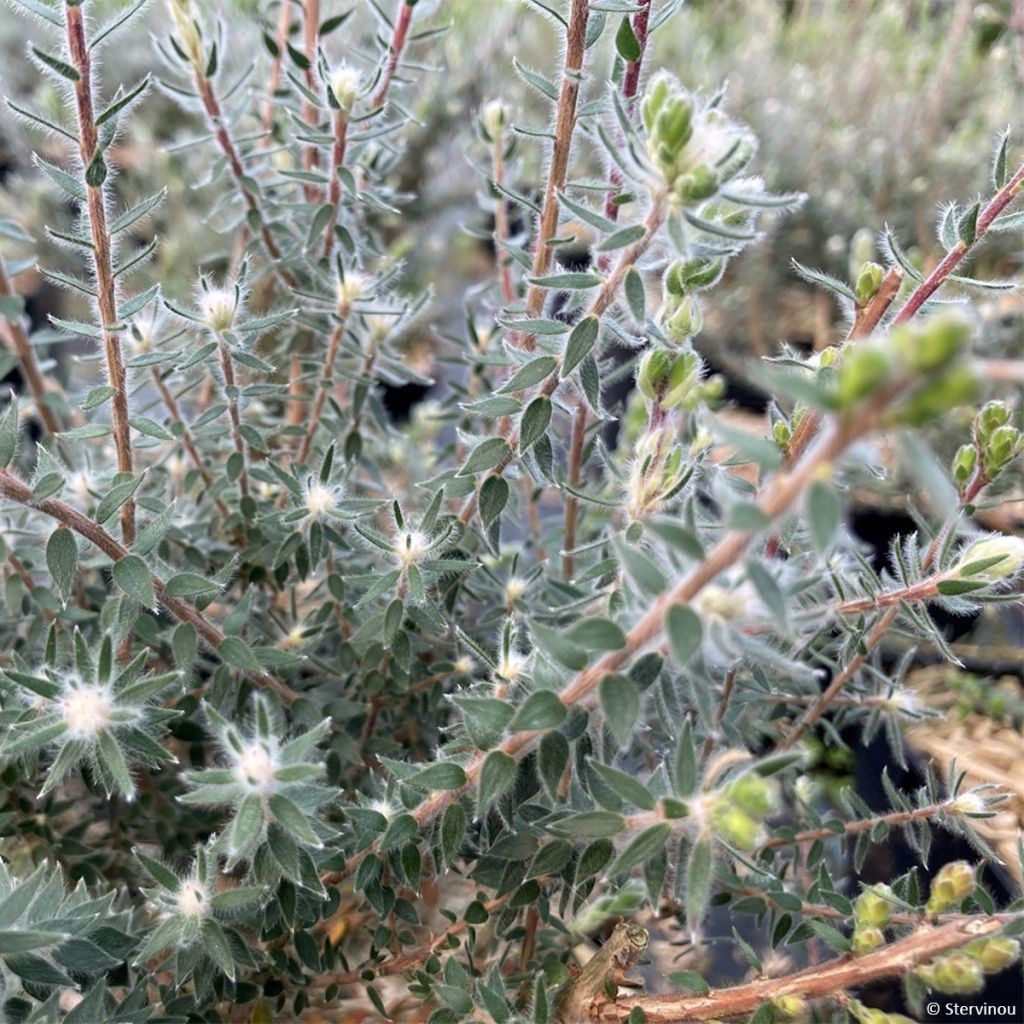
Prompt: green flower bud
<box><xmin>637</xmin><ymin>348</ymin><xmax>702</xmax><ymax>409</ymax></box>
<box><xmin>641</xmin><ymin>74</ymin><xmax>671</xmax><ymax>134</ymax></box>
<box><xmin>851</xmin><ymin>925</ymin><xmax>885</xmax><ymax>956</ymax></box>
<box><xmin>892</xmin><ymin>311</ymin><xmax>973</xmax><ymax>374</ymax></box>
<box><xmin>725</xmin><ymin>774</ymin><xmax>778</xmax><ymax>816</ymax></box>
<box><xmin>854</xmin><ymin>261</ymin><xmax>884</xmax><ymax>305</ymax></box>
<box><xmin>977</xmin><ymin>400</ymin><xmax>1011</xmax><ymax>443</ymax></box>
<box><xmin>816</xmin><ymin>347</ymin><xmax>839</xmax><ymax>370</ymax></box>
<box><xmin>855</xmin><ymin>884</ymin><xmax>894</xmax><ymax>928</ymax></box>
<box><xmin>676</xmin><ymin>166</ymin><xmax>720</xmax><ymax>204</ymax></box>
<box><xmin>835</xmin><ymin>344</ymin><xmax>891</xmax><ymax>410</ymax></box>
<box><xmin>773</xmin><ymin>420</ymin><xmax>792</xmax><ymax>447</ymax></box>
<box><xmin>984</xmin><ymin>424</ymin><xmax>1022</xmax><ymax>473</ymax></box>
<box><xmin>481</xmin><ymin>99</ymin><xmax>507</xmax><ymax>141</ymax></box>
<box><xmin>925</xmin><ymin>860</ymin><xmax>975</xmax><ymax>915</ymax></box>
<box><xmin>965</xmin><ymin>936</ymin><xmax>1021</xmax><ymax>973</ymax></box>
<box><xmin>663</xmin><ymin>295</ymin><xmax>704</xmax><ymax>343</ymax></box>
<box><xmin>771</xmin><ymin>995</ymin><xmax>806</xmax><ymax>1018</ymax></box>
<box><xmin>666</xmin><ymin>257</ymin><xmax>725</xmax><ymax>295</ymax></box>
<box><xmin>931</xmin><ymin>953</ymin><xmax>984</xmax><ymax>995</ymax></box>
<box><xmin>637</xmin><ymin>348</ymin><xmax>675</xmax><ymax>402</ymax></box>
<box><xmin>710</xmin><ymin>803</ymin><xmax>760</xmax><ymax>850</ymax></box>
<box><xmin>951</xmin><ymin>443</ymin><xmax>977</xmax><ymax>487</ymax></box>
<box><xmin>898</xmin><ymin>365</ymin><xmax>979</xmax><ymax>427</ymax></box>
<box><xmin>950</xmin><ymin>535</ymin><xmax>1024</xmax><ymax>582</ymax></box>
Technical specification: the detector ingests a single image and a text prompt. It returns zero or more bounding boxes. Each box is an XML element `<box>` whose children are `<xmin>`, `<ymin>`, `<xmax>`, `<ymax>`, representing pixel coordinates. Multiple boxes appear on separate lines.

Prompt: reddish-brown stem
<box><xmin>515</xmin><ymin>0</ymin><xmax>590</xmax><ymax>351</ymax></box>
<box><xmin>781</xmin><ymin>523</ymin><xmax>949</xmax><ymax>749</ymax></box>
<box><xmin>562</xmin><ymin>400</ymin><xmax>588</xmax><ymax>578</ymax></box>
<box><xmin>321</xmin><ymin>111</ymin><xmax>350</xmax><ymax>261</ymax></box>
<box><xmin>781</xmin><ymin>266</ymin><xmax>903</xmax><ymax>472</ymax></box>
<box><xmin>762</xmin><ymin>800</ymin><xmax>955</xmax><ymax>849</ymax></box>
<box><xmin>150</xmin><ymin>367</ymin><xmax>230</xmax><ymax>518</ymax></box>
<box><xmin>373</xmin><ymin>0</ymin><xmax>416</xmax><ymax>110</ymax></box>
<box><xmin>65</xmin><ymin>3</ymin><xmax>135</xmax><ymax>545</ymax></box>
<box><xmin>602</xmin><ymin>0</ymin><xmax>651</xmax><ymax>225</ymax></box>
<box><xmin>300</xmin><ymin>0</ymin><xmax>322</xmax><ymax>201</ymax></box>
<box><xmin>216</xmin><ymin>335</ymin><xmax>249</xmax><ymax>498</ymax></box>
<box><xmin>0</xmin><ymin>259</ymin><xmax>63</xmax><ymax>437</ymax></box>
<box><xmin>700</xmin><ymin>666</ymin><xmax>736</xmax><ymax>761</ymax></box>
<box><xmin>296</xmin><ymin>308</ymin><xmax>349</xmax><ymax>467</ymax></box>
<box><xmin>193</xmin><ymin>73</ymin><xmax>298</xmax><ymax>289</ymax></box>
<box><xmin>588</xmin><ymin>916</ymin><xmax>1007</xmax><ymax>1022</ymax></box>
<box><xmin>0</xmin><ymin>468</ymin><xmax>297</xmax><ymax>704</ymax></box>
<box><xmin>260</xmin><ymin>0</ymin><xmax>292</xmax><ymax>134</ymax></box>
<box><xmin>492</xmin><ymin>126</ymin><xmax>515</xmax><ymax>305</ymax></box>
<box><xmin>890</xmin><ymin>162</ymin><xmax>1024</xmax><ymax>324</ymax></box>
<box><xmin>460</xmin><ymin>196</ymin><xmax>666</xmax><ymax>524</ymax></box>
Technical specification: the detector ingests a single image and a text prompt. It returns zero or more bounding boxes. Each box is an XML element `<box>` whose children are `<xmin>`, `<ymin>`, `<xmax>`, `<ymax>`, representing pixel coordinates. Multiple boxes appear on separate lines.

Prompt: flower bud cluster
<box><xmin>834</xmin><ymin>312</ymin><xmax>977</xmax><ymax>423</ymax></box>
<box><xmin>641</xmin><ymin>73</ymin><xmax>753</xmax><ymax>204</ymax></box>
<box><xmin>708</xmin><ymin>773</ymin><xmax>779</xmax><ymax>850</ymax></box>
<box><xmin>952</xmin><ymin>400</ymin><xmax>1023</xmax><ymax>493</ymax></box>
<box><xmin>623</xmin><ymin>424</ymin><xmax>689</xmax><ymax>521</ymax></box>
<box><xmin>853</xmin><ymin>261</ymin><xmax>884</xmax><ymax>305</ymax></box>
<box><xmin>851</xmin><ymin>883</ymin><xmax>893</xmax><ymax>955</ymax></box>
<box><xmin>916</xmin><ymin>937</ymin><xmax>1020</xmax><ymax>996</ymax></box>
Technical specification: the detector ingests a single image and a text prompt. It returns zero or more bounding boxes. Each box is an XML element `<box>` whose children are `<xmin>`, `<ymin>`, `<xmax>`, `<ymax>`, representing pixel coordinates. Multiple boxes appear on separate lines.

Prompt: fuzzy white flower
<box><xmin>330</xmin><ymin>64</ymin><xmax>361</xmax><ymax>111</ymax></box>
<box><xmin>175</xmin><ymin>879</ymin><xmax>210</xmax><ymax>919</ymax></box>
<box><xmin>233</xmin><ymin>742</ymin><xmax>278</xmax><ymax>793</ymax></box>
<box><xmin>61</xmin><ymin>683</ymin><xmax>114</xmax><ymax>739</ymax></box>
<box><xmin>395</xmin><ymin>530</ymin><xmax>430</xmax><ymax>568</ymax></box>
<box><xmin>496</xmin><ymin>650</ymin><xmax>529</xmax><ymax>684</ymax></box>
<box><xmin>337</xmin><ymin>272</ymin><xmax>367</xmax><ymax>311</ymax></box>
<box><xmin>200</xmin><ymin>288</ymin><xmax>238</xmax><ymax>331</ymax></box>
<box><xmin>303</xmin><ymin>480</ymin><xmax>343</xmax><ymax>521</ymax></box>
<box><xmin>504</xmin><ymin>577</ymin><xmax>528</xmax><ymax>602</ymax></box>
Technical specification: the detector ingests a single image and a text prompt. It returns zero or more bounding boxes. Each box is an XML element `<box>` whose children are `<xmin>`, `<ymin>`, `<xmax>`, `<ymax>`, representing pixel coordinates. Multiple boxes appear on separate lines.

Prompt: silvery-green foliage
<box><xmin>0</xmin><ymin>1</ymin><xmax>1020</xmax><ymax>1021</ymax></box>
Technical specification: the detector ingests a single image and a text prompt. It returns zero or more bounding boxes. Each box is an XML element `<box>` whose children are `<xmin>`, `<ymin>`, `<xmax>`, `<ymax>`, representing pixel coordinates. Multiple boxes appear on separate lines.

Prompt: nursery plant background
<box><xmin>0</xmin><ymin>0</ymin><xmax>1021</xmax><ymax>1022</ymax></box>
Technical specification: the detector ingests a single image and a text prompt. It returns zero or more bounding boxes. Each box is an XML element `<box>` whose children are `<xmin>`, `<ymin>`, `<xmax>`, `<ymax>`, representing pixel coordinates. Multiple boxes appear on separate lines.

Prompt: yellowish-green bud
<box><xmin>773</xmin><ymin>420</ymin><xmax>791</xmax><ymax>447</ymax></box>
<box><xmin>854</xmin><ymin>261</ymin><xmax>884</xmax><ymax>305</ymax></box>
<box><xmin>725</xmin><ymin>774</ymin><xmax>778</xmax><ymax>816</ymax></box>
<box><xmin>710</xmin><ymin>804</ymin><xmax>760</xmax><ymax>850</ymax></box>
<box><xmin>835</xmin><ymin>344</ymin><xmax>890</xmax><ymax>410</ymax></box>
<box><xmin>951</xmin><ymin>535</ymin><xmax>1024</xmax><ymax>582</ymax></box>
<box><xmin>851</xmin><ymin>925</ymin><xmax>885</xmax><ymax>956</ymax></box>
<box><xmin>930</xmin><ymin>952</ymin><xmax>984</xmax><ymax>994</ymax></box>
<box><xmin>951</xmin><ymin>443</ymin><xmax>977</xmax><ymax>487</ymax></box>
<box><xmin>771</xmin><ymin>995</ymin><xmax>806</xmax><ymax>1018</ymax></box>
<box><xmin>663</xmin><ymin>296</ymin><xmax>704</xmax><ymax>343</ymax></box>
<box><xmin>637</xmin><ymin>349</ymin><xmax>701</xmax><ymax>409</ymax></box>
<box><xmin>964</xmin><ymin>936</ymin><xmax>1021</xmax><ymax>973</ymax></box>
<box><xmin>892</xmin><ymin>311</ymin><xmax>973</xmax><ymax>374</ymax></box>
<box><xmin>676</xmin><ymin>166</ymin><xmax>719</xmax><ymax>204</ymax></box>
<box><xmin>855</xmin><ymin>884</ymin><xmax>894</xmax><ymax>928</ymax></box>
<box><xmin>925</xmin><ymin>860</ymin><xmax>975</xmax><ymax>915</ymax></box>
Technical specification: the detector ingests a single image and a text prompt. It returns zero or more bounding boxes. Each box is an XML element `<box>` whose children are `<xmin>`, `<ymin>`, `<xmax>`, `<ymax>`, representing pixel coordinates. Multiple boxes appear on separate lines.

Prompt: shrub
<box><xmin>0</xmin><ymin>0</ymin><xmax>1021</xmax><ymax>1021</ymax></box>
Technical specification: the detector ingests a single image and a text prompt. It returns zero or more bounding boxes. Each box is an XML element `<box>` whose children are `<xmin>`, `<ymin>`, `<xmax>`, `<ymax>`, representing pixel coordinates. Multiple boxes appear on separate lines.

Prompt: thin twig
<box><xmin>65</xmin><ymin>3</ymin><xmax>135</xmax><ymax>545</ymax></box>
<box><xmin>0</xmin><ymin>258</ymin><xmax>63</xmax><ymax>437</ymax></box>
<box><xmin>0</xmin><ymin>468</ymin><xmax>298</xmax><ymax>705</ymax></box>
<box><xmin>373</xmin><ymin>0</ymin><xmax>416</xmax><ymax>110</ymax></box>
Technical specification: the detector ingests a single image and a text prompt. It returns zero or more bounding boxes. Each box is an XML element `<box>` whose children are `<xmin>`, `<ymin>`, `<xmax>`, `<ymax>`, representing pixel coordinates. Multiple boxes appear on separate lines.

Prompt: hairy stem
<box><xmin>373</xmin><ymin>0</ymin><xmax>416</xmax><ymax>110</ymax></box>
<box><xmin>0</xmin><ymin>258</ymin><xmax>63</xmax><ymax>437</ymax></box>
<box><xmin>0</xmin><ymin>468</ymin><xmax>297</xmax><ymax>703</ymax></box>
<box><xmin>216</xmin><ymin>332</ymin><xmax>249</xmax><ymax>498</ymax></box>
<box><xmin>65</xmin><ymin>2</ymin><xmax>135</xmax><ymax>545</ymax></box>
<box><xmin>149</xmin><ymin>367</ymin><xmax>230</xmax><ymax>519</ymax></box>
